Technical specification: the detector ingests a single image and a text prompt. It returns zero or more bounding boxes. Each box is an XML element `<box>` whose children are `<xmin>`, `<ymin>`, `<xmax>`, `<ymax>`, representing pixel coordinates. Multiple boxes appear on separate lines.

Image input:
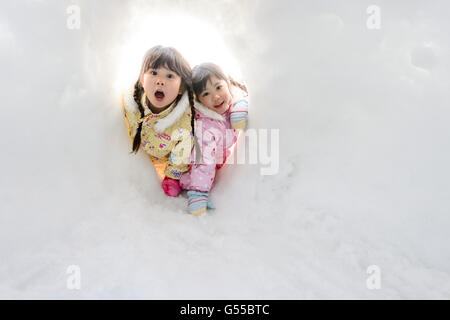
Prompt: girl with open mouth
<box><xmin>122</xmin><ymin>45</ymin><xmax>197</xmax><ymax>198</ymax></box>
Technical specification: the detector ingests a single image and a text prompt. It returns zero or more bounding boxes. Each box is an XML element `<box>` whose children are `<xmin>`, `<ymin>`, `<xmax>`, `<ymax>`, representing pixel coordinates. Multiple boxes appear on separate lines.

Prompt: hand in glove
<box><xmin>162</xmin><ymin>176</ymin><xmax>182</xmax><ymax>197</ymax></box>
<box><xmin>229</xmin><ymin>99</ymin><xmax>248</xmax><ymax>130</ymax></box>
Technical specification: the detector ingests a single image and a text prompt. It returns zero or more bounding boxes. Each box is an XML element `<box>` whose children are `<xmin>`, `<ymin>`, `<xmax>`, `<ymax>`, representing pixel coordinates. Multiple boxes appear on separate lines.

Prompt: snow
<box><xmin>1</xmin><ymin>0</ymin><xmax>450</xmax><ymax>299</ymax></box>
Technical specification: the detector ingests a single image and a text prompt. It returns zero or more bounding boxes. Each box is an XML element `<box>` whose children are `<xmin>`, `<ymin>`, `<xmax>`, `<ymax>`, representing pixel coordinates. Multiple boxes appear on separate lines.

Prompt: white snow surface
<box><xmin>1</xmin><ymin>0</ymin><xmax>450</xmax><ymax>299</ymax></box>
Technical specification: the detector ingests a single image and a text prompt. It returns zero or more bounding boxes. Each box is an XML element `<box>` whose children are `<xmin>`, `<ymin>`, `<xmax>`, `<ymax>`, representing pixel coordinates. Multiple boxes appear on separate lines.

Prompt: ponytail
<box><xmin>229</xmin><ymin>77</ymin><xmax>248</xmax><ymax>94</ymax></box>
<box><xmin>132</xmin><ymin>80</ymin><xmax>145</xmax><ymax>153</ymax></box>
<box><xmin>187</xmin><ymin>87</ymin><xmax>195</xmax><ymax>138</ymax></box>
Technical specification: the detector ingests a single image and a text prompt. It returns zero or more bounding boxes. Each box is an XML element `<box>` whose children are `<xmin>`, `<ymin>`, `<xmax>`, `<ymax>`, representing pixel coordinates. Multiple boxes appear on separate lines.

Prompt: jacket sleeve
<box><xmin>122</xmin><ymin>92</ymin><xmax>141</xmax><ymax>142</ymax></box>
<box><xmin>164</xmin><ymin>112</ymin><xmax>194</xmax><ymax>180</ymax></box>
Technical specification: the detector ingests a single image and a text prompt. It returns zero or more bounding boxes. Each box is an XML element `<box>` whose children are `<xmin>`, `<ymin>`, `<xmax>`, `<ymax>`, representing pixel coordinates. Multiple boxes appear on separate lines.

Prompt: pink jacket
<box><xmin>180</xmin><ymin>87</ymin><xmax>248</xmax><ymax>192</ymax></box>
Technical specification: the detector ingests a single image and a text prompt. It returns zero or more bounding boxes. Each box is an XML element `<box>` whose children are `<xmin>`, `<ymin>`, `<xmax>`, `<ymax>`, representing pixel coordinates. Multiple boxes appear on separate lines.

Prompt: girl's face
<box><xmin>198</xmin><ymin>76</ymin><xmax>232</xmax><ymax>114</ymax></box>
<box><xmin>141</xmin><ymin>66</ymin><xmax>182</xmax><ymax>111</ymax></box>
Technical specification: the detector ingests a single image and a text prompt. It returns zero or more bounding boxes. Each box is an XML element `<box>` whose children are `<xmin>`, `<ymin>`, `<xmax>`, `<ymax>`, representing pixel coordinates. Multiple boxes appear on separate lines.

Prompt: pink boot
<box><xmin>162</xmin><ymin>177</ymin><xmax>181</xmax><ymax>197</ymax></box>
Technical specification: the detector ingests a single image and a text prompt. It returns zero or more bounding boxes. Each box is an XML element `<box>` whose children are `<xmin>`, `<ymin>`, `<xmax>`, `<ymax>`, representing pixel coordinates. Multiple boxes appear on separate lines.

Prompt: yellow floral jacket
<box><xmin>122</xmin><ymin>88</ymin><xmax>193</xmax><ymax>180</ymax></box>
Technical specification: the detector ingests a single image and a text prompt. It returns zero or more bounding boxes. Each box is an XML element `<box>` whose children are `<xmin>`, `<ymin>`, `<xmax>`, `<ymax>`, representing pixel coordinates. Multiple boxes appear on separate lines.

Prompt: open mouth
<box><xmin>154</xmin><ymin>90</ymin><xmax>165</xmax><ymax>102</ymax></box>
<box><xmin>214</xmin><ymin>102</ymin><xmax>224</xmax><ymax>109</ymax></box>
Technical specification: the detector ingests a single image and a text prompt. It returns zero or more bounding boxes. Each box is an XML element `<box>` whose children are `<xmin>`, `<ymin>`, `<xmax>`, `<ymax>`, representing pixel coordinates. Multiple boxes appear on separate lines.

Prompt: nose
<box><xmin>213</xmin><ymin>94</ymin><xmax>221</xmax><ymax>102</ymax></box>
<box><xmin>156</xmin><ymin>78</ymin><xmax>165</xmax><ymax>86</ymax></box>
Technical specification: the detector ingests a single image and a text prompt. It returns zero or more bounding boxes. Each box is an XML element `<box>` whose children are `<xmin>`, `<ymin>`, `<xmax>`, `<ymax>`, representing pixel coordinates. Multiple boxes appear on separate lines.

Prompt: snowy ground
<box><xmin>1</xmin><ymin>0</ymin><xmax>450</xmax><ymax>299</ymax></box>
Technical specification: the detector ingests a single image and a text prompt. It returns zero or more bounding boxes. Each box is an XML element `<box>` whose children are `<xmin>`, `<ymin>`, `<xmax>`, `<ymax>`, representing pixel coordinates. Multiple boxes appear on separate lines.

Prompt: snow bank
<box><xmin>0</xmin><ymin>0</ymin><xmax>449</xmax><ymax>299</ymax></box>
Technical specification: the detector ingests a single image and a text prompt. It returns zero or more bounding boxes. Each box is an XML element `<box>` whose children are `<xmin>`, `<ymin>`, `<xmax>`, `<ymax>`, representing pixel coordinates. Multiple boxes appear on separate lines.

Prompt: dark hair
<box><xmin>132</xmin><ymin>46</ymin><xmax>195</xmax><ymax>153</ymax></box>
<box><xmin>192</xmin><ymin>62</ymin><xmax>247</xmax><ymax>101</ymax></box>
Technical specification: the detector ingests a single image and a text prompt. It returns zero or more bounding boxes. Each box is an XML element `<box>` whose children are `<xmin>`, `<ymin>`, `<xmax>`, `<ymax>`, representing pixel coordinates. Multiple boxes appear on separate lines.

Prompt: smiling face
<box><xmin>141</xmin><ymin>66</ymin><xmax>182</xmax><ymax>112</ymax></box>
<box><xmin>198</xmin><ymin>76</ymin><xmax>232</xmax><ymax>114</ymax></box>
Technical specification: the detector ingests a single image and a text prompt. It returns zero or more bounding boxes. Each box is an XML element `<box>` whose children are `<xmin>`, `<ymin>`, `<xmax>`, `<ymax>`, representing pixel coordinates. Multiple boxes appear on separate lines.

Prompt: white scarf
<box><xmin>123</xmin><ymin>86</ymin><xmax>190</xmax><ymax>133</ymax></box>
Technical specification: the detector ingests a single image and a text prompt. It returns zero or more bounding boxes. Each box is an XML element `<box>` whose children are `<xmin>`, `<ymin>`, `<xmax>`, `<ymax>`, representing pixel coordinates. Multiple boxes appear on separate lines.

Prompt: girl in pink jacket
<box><xmin>180</xmin><ymin>63</ymin><xmax>249</xmax><ymax>215</ymax></box>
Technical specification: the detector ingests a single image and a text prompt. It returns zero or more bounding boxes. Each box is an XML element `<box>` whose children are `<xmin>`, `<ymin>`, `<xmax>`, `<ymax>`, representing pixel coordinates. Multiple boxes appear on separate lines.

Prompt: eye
<box><xmin>216</xmin><ymin>85</ymin><xmax>222</xmax><ymax>90</ymax></box>
<box><xmin>202</xmin><ymin>92</ymin><xmax>209</xmax><ymax>97</ymax></box>
<box><xmin>167</xmin><ymin>74</ymin><xmax>174</xmax><ymax>79</ymax></box>
<box><xmin>150</xmin><ymin>71</ymin><xmax>157</xmax><ymax>76</ymax></box>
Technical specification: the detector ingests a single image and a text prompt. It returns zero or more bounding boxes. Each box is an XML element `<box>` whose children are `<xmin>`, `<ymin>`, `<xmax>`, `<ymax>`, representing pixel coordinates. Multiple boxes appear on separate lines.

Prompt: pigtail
<box><xmin>132</xmin><ymin>80</ymin><xmax>145</xmax><ymax>153</ymax></box>
<box><xmin>229</xmin><ymin>77</ymin><xmax>248</xmax><ymax>94</ymax></box>
<box><xmin>187</xmin><ymin>87</ymin><xmax>195</xmax><ymax>137</ymax></box>
<box><xmin>187</xmin><ymin>86</ymin><xmax>202</xmax><ymax>164</ymax></box>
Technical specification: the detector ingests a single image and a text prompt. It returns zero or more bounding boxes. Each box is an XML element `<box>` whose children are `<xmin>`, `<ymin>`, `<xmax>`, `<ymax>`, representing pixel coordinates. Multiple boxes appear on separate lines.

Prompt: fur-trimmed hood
<box><xmin>123</xmin><ymin>85</ymin><xmax>190</xmax><ymax>133</ymax></box>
